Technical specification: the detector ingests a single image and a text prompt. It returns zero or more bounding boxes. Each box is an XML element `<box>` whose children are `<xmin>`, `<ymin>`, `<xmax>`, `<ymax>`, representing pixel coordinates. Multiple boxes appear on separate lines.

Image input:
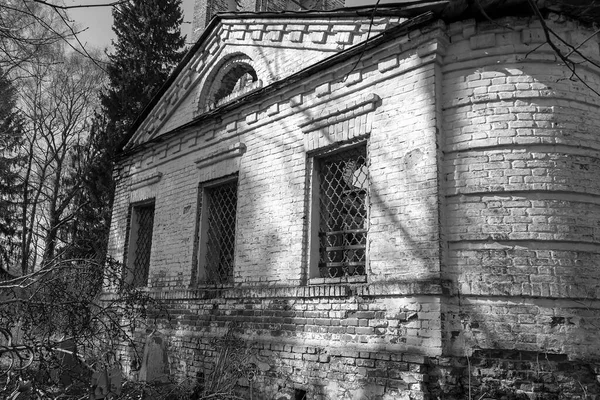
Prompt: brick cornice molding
<box><xmin>299</xmin><ymin>93</ymin><xmax>381</xmax><ymax>134</ymax></box>
<box><xmin>125</xmin><ymin>15</ymin><xmax>408</xmax><ymax>151</ymax></box>
<box><xmin>130</xmin><ymin>171</ymin><xmax>163</xmax><ymax>190</ymax></box>
<box><xmin>100</xmin><ymin>279</ymin><xmax>449</xmax><ymax>301</ymax></box>
<box><xmin>194</xmin><ymin>142</ymin><xmax>246</xmax><ymax>169</ymax></box>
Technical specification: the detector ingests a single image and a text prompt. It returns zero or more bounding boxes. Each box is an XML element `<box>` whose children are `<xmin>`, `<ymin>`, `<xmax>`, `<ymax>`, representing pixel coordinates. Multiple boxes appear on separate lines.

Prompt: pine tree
<box><xmin>101</xmin><ymin>0</ymin><xmax>187</xmax><ymax>146</ymax></box>
<box><xmin>0</xmin><ymin>70</ymin><xmax>24</xmax><ymax>273</ymax></box>
<box><xmin>62</xmin><ymin>114</ymin><xmax>114</xmax><ymax>260</ymax></box>
<box><xmin>68</xmin><ymin>0</ymin><xmax>186</xmax><ymax>260</ymax></box>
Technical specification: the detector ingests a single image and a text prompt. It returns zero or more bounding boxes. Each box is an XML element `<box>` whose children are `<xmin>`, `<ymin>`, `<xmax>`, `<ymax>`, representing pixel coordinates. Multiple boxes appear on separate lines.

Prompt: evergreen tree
<box><xmin>0</xmin><ymin>70</ymin><xmax>24</xmax><ymax>273</ymax></box>
<box><xmin>68</xmin><ymin>0</ymin><xmax>186</xmax><ymax>260</ymax></box>
<box><xmin>101</xmin><ymin>0</ymin><xmax>187</xmax><ymax>146</ymax></box>
<box><xmin>62</xmin><ymin>114</ymin><xmax>114</xmax><ymax>260</ymax></box>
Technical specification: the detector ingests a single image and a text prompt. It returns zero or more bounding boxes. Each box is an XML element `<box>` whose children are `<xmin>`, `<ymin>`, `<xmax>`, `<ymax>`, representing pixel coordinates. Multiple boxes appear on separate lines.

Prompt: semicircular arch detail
<box><xmin>197</xmin><ymin>53</ymin><xmax>260</xmax><ymax>113</ymax></box>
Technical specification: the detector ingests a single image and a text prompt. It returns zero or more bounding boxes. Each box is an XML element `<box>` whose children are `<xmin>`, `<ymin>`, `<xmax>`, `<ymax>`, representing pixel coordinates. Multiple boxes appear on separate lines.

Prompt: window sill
<box><xmin>99</xmin><ymin>279</ymin><xmax>447</xmax><ymax>301</ymax></box>
<box><xmin>308</xmin><ymin>275</ymin><xmax>367</xmax><ymax>285</ymax></box>
<box><xmin>195</xmin><ymin>283</ymin><xmax>235</xmax><ymax>289</ymax></box>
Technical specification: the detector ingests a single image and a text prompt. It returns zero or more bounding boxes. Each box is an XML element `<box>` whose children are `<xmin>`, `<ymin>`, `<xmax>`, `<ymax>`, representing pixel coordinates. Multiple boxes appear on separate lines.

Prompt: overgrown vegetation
<box><xmin>3</xmin><ymin>0</ymin><xmax>600</xmax><ymax>399</ymax></box>
<box><xmin>0</xmin><ymin>1</ymin><xmax>188</xmax><ymax>398</ymax></box>
<box><xmin>0</xmin><ymin>258</ymin><xmax>162</xmax><ymax>399</ymax></box>
<box><xmin>0</xmin><ymin>316</ymin><xmax>269</xmax><ymax>399</ymax></box>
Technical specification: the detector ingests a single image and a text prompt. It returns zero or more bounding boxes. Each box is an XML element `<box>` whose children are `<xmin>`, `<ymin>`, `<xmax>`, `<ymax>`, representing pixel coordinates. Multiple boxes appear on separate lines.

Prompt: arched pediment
<box><xmin>125</xmin><ymin>14</ymin><xmax>406</xmax><ymax>149</ymax></box>
<box><xmin>198</xmin><ymin>53</ymin><xmax>262</xmax><ymax>113</ymax></box>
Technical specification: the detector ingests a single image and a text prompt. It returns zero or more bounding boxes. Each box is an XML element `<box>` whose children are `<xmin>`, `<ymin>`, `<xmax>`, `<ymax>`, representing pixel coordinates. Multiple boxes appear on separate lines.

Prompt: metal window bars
<box><xmin>204</xmin><ymin>180</ymin><xmax>238</xmax><ymax>283</ymax></box>
<box><xmin>131</xmin><ymin>204</ymin><xmax>154</xmax><ymax>287</ymax></box>
<box><xmin>318</xmin><ymin>146</ymin><xmax>368</xmax><ymax>278</ymax></box>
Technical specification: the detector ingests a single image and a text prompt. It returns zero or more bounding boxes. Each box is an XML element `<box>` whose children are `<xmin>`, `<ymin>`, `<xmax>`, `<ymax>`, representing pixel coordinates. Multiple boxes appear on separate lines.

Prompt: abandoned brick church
<box><xmin>106</xmin><ymin>0</ymin><xmax>600</xmax><ymax>398</ymax></box>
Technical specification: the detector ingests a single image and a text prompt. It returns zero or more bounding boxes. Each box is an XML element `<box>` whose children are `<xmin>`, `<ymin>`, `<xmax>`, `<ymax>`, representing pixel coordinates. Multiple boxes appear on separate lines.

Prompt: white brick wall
<box><xmin>109</xmin><ymin>23</ymin><xmax>445</xmax><ymax>289</ymax></box>
<box><xmin>107</xmin><ymin>13</ymin><xmax>600</xmax><ymax>391</ymax></box>
<box><xmin>441</xmin><ymin>17</ymin><xmax>600</xmax><ymax>358</ymax></box>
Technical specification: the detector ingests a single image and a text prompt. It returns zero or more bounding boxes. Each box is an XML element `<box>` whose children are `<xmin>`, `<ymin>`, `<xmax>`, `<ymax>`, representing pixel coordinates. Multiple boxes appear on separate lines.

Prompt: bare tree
<box><xmin>0</xmin><ymin>2</ymin><xmax>168</xmax><ymax>399</ymax></box>
<box><xmin>0</xmin><ymin>0</ymin><xmax>69</xmax><ymax>80</ymax></box>
<box><xmin>0</xmin><ymin>257</ymin><xmax>163</xmax><ymax>399</ymax></box>
<box><xmin>0</xmin><ymin>0</ymin><xmax>127</xmax><ymax>81</ymax></box>
<box><xmin>16</xmin><ymin>47</ymin><xmax>106</xmax><ymax>273</ymax></box>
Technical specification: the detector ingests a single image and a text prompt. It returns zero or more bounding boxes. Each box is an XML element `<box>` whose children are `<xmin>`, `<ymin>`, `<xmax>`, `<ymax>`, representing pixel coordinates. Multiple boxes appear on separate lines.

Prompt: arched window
<box><xmin>213</xmin><ymin>63</ymin><xmax>257</xmax><ymax>103</ymax></box>
<box><xmin>199</xmin><ymin>55</ymin><xmax>260</xmax><ymax>112</ymax></box>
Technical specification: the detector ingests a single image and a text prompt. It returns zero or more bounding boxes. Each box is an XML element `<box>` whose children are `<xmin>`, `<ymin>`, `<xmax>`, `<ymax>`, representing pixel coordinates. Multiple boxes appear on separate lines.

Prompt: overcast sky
<box><xmin>67</xmin><ymin>0</ymin><xmax>196</xmax><ymax>51</ymax></box>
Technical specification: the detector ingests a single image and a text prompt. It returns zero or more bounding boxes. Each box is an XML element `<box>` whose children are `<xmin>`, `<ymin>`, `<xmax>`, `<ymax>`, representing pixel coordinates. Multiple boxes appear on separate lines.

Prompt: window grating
<box><xmin>318</xmin><ymin>146</ymin><xmax>368</xmax><ymax>278</ymax></box>
<box><xmin>204</xmin><ymin>180</ymin><xmax>238</xmax><ymax>283</ymax></box>
<box><xmin>131</xmin><ymin>204</ymin><xmax>154</xmax><ymax>287</ymax></box>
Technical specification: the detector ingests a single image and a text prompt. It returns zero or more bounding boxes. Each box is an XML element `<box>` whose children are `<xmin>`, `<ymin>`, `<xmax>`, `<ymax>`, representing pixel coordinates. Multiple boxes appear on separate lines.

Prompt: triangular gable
<box><xmin>126</xmin><ymin>11</ymin><xmax>409</xmax><ymax>149</ymax></box>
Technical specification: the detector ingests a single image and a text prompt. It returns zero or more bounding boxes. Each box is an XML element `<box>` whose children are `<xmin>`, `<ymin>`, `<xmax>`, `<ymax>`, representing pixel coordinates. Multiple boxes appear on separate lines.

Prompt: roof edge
<box><xmin>120</xmin><ymin>3</ymin><xmax>450</xmax><ymax>153</ymax></box>
<box><xmin>118</xmin><ymin>10</ymin><xmax>438</xmax><ymax>158</ymax></box>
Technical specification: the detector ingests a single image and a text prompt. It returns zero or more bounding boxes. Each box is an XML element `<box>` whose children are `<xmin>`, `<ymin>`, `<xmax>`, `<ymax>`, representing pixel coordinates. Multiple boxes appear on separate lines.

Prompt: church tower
<box><xmin>191</xmin><ymin>0</ymin><xmax>345</xmax><ymax>40</ymax></box>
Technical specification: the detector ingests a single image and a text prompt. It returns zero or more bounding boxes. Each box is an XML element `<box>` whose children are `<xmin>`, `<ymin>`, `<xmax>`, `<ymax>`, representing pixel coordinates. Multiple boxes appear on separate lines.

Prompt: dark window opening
<box><xmin>294</xmin><ymin>388</ymin><xmax>307</xmax><ymax>400</ymax></box>
<box><xmin>195</xmin><ymin>178</ymin><xmax>238</xmax><ymax>284</ymax></box>
<box><xmin>317</xmin><ymin>145</ymin><xmax>368</xmax><ymax>278</ymax></box>
<box><xmin>213</xmin><ymin>64</ymin><xmax>257</xmax><ymax>105</ymax></box>
<box><xmin>124</xmin><ymin>201</ymin><xmax>155</xmax><ymax>287</ymax></box>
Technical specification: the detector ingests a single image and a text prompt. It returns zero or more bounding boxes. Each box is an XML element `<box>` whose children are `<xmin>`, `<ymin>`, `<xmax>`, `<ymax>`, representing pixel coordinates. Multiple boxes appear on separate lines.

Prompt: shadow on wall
<box><xmin>238</xmin><ymin>43</ymin><xmax>442</xmax><ymax>284</ymax></box>
<box><xmin>438</xmin><ymin>23</ymin><xmax>600</xmax><ymax>395</ymax></box>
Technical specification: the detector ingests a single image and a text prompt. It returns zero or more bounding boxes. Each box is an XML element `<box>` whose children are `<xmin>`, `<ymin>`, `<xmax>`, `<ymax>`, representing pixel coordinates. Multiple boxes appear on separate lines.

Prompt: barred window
<box><xmin>314</xmin><ymin>145</ymin><xmax>368</xmax><ymax>278</ymax></box>
<box><xmin>123</xmin><ymin>201</ymin><xmax>155</xmax><ymax>287</ymax></box>
<box><xmin>195</xmin><ymin>177</ymin><xmax>238</xmax><ymax>284</ymax></box>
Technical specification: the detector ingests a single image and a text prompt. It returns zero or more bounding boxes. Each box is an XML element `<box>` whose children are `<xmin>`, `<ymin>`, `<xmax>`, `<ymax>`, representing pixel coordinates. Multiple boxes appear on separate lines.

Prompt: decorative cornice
<box><xmin>125</xmin><ymin>15</ymin><xmax>408</xmax><ymax>151</ymax></box>
<box><xmin>299</xmin><ymin>93</ymin><xmax>381</xmax><ymax>134</ymax></box>
<box><xmin>130</xmin><ymin>172</ymin><xmax>163</xmax><ymax>190</ymax></box>
<box><xmin>195</xmin><ymin>142</ymin><xmax>246</xmax><ymax>169</ymax></box>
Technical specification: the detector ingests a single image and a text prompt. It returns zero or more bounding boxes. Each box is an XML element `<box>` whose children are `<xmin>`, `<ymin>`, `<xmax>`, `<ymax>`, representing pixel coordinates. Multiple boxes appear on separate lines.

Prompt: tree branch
<box><xmin>526</xmin><ymin>0</ymin><xmax>600</xmax><ymax>97</ymax></box>
<box><xmin>31</xmin><ymin>0</ymin><xmax>128</xmax><ymax>10</ymax></box>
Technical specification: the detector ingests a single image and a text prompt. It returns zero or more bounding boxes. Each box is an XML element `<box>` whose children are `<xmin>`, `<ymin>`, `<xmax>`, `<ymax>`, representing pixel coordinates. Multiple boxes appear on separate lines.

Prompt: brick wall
<box><xmin>429</xmin><ymin>350</ymin><xmax>600</xmax><ymax>399</ymax></box>
<box><xmin>191</xmin><ymin>0</ymin><xmax>348</xmax><ymax>41</ymax></box>
<box><xmin>438</xmin><ymin>14</ymin><xmax>600</xmax><ymax>399</ymax></box>
<box><xmin>107</xmin><ymin>13</ymin><xmax>600</xmax><ymax>399</ymax></box>
<box><xmin>105</xmin><ymin>284</ymin><xmax>441</xmax><ymax>399</ymax></box>
<box><xmin>146</xmin><ymin>16</ymin><xmax>407</xmax><ymax>142</ymax></box>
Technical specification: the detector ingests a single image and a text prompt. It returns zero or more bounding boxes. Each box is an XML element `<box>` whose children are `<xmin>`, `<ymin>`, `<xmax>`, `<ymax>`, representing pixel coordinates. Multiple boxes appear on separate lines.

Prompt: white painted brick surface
<box><xmin>135</xmin><ymin>16</ymin><xmax>411</xmax><ymax>144</ymax></box>
<box><xmin>106</xmin><ymin>15</ymin><xmax>600</xmax><ymax>386</ymax></box>
<box><xmin>441</xmin><ymin>17</ymin><xmax>600</xmax><ymax>359</ymax></box>
<box><xmin>109</xmin><ymin>22</ymin><xmax>446</xmax><ymax>288</ymax></box>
